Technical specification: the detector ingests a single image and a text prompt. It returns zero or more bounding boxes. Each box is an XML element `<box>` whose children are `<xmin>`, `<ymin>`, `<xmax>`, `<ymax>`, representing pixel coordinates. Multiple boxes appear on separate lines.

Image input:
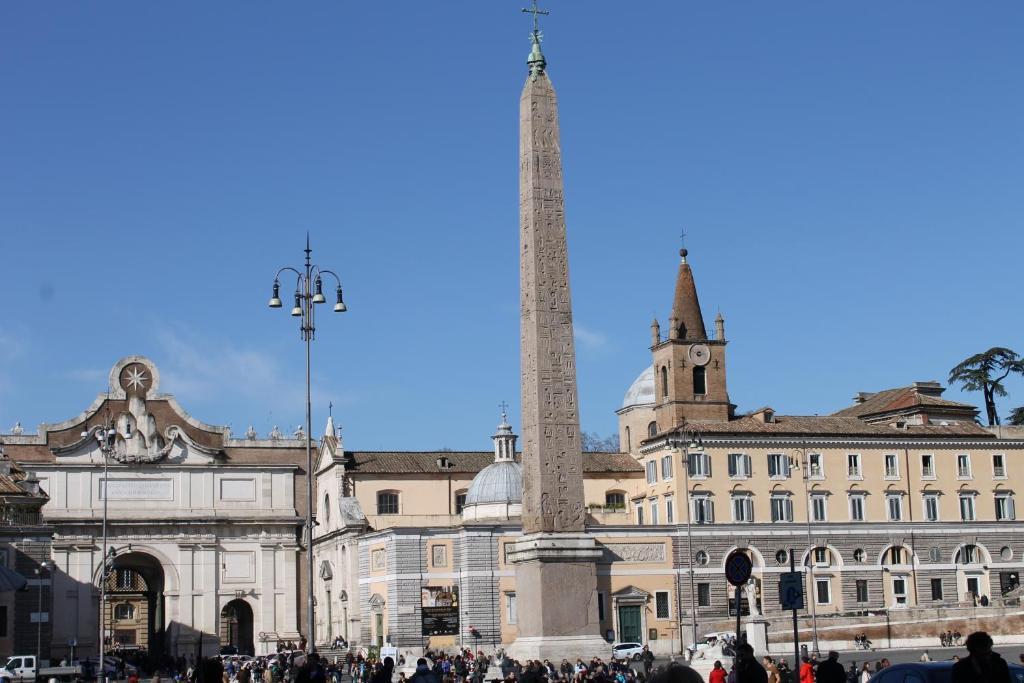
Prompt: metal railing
<box><xmin>0</xmin><ymin>505</ymin><xmax>41</xmax><ymax>526</ymax></box>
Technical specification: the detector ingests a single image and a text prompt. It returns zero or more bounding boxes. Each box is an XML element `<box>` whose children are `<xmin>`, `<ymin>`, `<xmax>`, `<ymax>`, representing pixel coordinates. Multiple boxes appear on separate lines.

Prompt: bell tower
<box><xmin>651</xmin><ymin>248</ymin><xmax>732</xmax><ymax>430</ymax></box>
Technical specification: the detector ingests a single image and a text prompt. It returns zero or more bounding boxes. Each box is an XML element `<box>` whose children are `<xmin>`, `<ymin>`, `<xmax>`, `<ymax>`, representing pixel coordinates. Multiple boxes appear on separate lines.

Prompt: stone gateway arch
<box><xmin>5</xmin><ymin>356</ymin><xmax>310</xmax><ymax>660</ymax></box>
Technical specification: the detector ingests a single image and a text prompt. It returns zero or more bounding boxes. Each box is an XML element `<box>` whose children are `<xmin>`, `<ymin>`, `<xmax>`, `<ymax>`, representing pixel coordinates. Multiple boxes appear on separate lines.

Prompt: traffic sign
<box><xmin>725</xmin><ymin>550</ymin><xmax>753</xmax><ymax>587</ymax></box>
<box><xmin>779</xmin><ymin>571</ymin><xmax>804</xmax><ymax>610</ymax></box>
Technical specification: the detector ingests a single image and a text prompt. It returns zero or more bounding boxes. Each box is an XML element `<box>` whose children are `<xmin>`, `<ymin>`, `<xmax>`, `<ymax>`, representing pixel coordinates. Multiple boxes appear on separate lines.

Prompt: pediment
<box><xmin>612</xmin><ymin>585</ymin><xmax>651</xmax><ymax>601</ymax></box>
<box><xmin>52</xmin><ymin>425</ymin><xmax>221</xmax><ymax>466</ymax></box>
<box><xmin>37</xmin><ymin>356</ymin><xmax>227</xmax><ymax>466</ymax></box>
<box><xmin>319</xmin><ymin>560</ymin><xmax>333</xmax><ymax>580</ymax></box>
<box><xmin>315</xmin><ymin>436</ymin><xmax>347</xmax><ymax>474</ymax></box>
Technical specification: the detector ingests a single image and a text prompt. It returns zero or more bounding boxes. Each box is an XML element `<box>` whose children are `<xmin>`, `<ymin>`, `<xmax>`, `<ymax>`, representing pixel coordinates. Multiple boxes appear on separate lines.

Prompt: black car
<box><xmin>868</xmin><ymin>660</ymin><xmax>1024</xmax><ymax>682</ymax></box>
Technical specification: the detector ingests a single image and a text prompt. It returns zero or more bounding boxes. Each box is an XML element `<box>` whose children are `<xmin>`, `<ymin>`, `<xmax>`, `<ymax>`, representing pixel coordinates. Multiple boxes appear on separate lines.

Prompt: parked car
<box><xmin>611</xmin><ymin>642</ymin><xmax>645</xmax><ymax>661</ymax></box>
<box><xmin>868</xmin><ymin>661</ymin><xmax>1024</xmax><ymax>682</ymax></box>
<box><xmin>1</xmin><ymin>656</ymin><xmax>81</xmax><ymax>682</ymax></box>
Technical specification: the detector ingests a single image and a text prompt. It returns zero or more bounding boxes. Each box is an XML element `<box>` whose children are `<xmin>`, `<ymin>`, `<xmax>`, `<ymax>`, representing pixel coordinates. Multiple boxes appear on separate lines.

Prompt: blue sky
<box><xmin>1</xmin><ymin>2</ymin><xmax>1022</xmax><ymax>450</ymax></box>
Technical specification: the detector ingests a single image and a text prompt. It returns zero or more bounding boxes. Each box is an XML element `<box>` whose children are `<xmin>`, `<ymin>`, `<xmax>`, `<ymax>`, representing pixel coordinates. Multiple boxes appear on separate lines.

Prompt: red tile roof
<box><xmin>833</xmin><ymin>386</ymin><xmax>976</xmax><ymax>419</ymax></box>
<box><xmin>346</xmin><ymin>451</ymin><xmax>642</xmax><ymax>474</ymax></box>
<box><xmin>661</xmin><ymin>414</ymin><xmax>992</xmax><ymax>438</ymax></box>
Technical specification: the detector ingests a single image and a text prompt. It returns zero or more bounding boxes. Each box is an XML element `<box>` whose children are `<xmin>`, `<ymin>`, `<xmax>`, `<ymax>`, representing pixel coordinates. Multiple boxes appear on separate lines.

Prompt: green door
<box><xmin>618</xmin><ymin>605</ymin><xmax>642</xmax><ymax>643</ymax></box>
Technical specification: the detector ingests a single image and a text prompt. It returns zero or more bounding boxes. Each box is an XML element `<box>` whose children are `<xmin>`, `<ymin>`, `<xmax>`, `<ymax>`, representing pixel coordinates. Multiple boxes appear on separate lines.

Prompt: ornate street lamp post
<box><xmin>82</xmin><ymin>416</ymin><xmax>118</xmax><ymax>682</ymax></box>
<box><xmin>267</xmin><ymin>236</ymin><xmax>347</xmax><ymax>654</ymax></box>
<box><xmin>798</xmin><ymin>443</ymin><xmax>821</xmax><ymax>657</ymax></box>
<box><xmin>670</xmin><ymin>428</ymin><xmax>703</xmax><ymax>657</ymax></box>
<box><xmin>35</xmin><ymin>561</ymin><xmax>53</xmax><ymax>680</ymax></box>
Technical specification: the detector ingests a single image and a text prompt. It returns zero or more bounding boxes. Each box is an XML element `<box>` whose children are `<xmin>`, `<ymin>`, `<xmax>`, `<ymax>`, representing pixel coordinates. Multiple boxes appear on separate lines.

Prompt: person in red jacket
<box><xmin>799</xmin><ymin>655</ymin><xmax>815</xmax><ymax>683</ymax></box>
<box><xmin>708</xmin><ymin>660</ymin><xmax>728</xmax><ymax>683</ymax></box>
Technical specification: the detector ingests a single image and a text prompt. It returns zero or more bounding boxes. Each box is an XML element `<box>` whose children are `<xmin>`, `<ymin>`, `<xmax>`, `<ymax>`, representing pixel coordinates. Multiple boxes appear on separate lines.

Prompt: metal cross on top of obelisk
<box><xmin>522</xmin><ymin>0</ymin><xmax>549</xmax><ymax>37</ymax></box>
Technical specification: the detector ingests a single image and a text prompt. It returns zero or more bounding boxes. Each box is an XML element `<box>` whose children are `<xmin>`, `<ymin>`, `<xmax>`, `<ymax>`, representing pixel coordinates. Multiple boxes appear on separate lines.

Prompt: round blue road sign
<box><xmin>725</xmin><ymin>550</ymin><xmax>753</xmax><ymax>586</ymax></box>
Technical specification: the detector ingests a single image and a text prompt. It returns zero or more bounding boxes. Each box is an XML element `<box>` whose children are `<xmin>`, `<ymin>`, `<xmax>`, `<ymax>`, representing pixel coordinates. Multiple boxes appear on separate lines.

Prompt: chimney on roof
<box><xmin>19</xmin><ymin>477</ymin><xmax>40</xmax><ymax>496</ymax></box>
<box><xmin>912</xmin><ymin>381</ymin><xmax>945</xmax><ymax>397</ymax></box>
<box><xmin>853</xmin><ymin>392</ymin><xmax>873</xmax><ymax>404</ymax></box>
<box><xmin>0</xmin><ymin>460</ymin><xmax>9</xmax><ymax>476</ymax></box>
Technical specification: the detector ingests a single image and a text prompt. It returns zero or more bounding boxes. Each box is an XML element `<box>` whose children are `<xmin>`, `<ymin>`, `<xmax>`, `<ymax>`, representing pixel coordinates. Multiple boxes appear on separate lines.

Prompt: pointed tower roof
<box><xmin>670</xmin><ymin>248</ymin><xmax>707</xmax><ymax>341</ymax></box>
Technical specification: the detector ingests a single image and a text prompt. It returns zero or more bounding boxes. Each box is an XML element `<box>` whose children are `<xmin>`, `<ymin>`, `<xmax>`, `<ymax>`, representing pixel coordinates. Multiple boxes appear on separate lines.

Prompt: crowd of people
<box><xmin>62</xmin><ymin>629</ymin><xmax>1023</xmax><ymax>683</ymax></box>
<box><xmin>703</xmin><ymin>631</ymin><xmax>1016</xmax><ymax>682</ymax></box>
<box><xmin>404</xmin><ymin>649</ymin><xmax>653</xmax><ymax>683</ymax></box>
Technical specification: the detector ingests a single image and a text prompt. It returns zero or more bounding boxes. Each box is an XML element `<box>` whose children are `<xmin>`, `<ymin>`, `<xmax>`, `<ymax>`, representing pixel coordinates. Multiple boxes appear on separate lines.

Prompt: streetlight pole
<box><xmin>267</xmin><ymin>235</ymin><xmax>347</xmax><ymax>654</ymax></box>
<box><xmin>670</xmin><ymin>429</ymin><xmax>702</xmax><ymax>658</ymax></box>
<box><xmin>35</xmin><ymin>561</ymin><xmax>52</xmax><ymax>680</ymax></box>
<box><xmin>83</xmin><ymin>416</ymin><xmax>117</xmax><ymax>683</ymax></box>
<box><xmin>798</xmin><ymin>444</ymin><xmax>820</xmax><ymax>657</ymax></box>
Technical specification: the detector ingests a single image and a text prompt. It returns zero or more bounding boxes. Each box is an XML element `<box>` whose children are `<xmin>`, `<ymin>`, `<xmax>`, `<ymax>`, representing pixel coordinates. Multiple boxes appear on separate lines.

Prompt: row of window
<box><xmin>372</xmin><ymin>491</ymin><xmax>470</xmax><ymax>516</ymax></box>
<box><xmin>634</xmin><ymin>491</ymin><xmax>1017</xmax><ymax>524</ymax></box>
<box><xmin>697</xmin><ymin>544</ymin><xmax>999</xmax><ymax>569</ymax></box>
<box><xmin>815</xmin><ymin>575</ymin><xmax>981</xmax><ymax>607</ymax></box>
<box><xmin>642</xmin><ymin>451</ymin><xmax>1011</xmax><ymax>483</ymax></box>
<box><xmin>634</xmin><ymin>495</ymin><xmax>676</xmax><ymax>525</ymax></box>
<box><xmin>645</xmin><ymin>455</ymin><xmax>674</xmax><ymax>484</ymax></box>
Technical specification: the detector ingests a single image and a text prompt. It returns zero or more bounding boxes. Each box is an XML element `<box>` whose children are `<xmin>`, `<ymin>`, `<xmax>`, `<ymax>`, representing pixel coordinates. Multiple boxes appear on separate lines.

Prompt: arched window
<box><xmin>605</xmin><ymin>491</ymin><xmax>626</xmax><ymax>510</ymax></box>
<box><xmin>114</xmin><ymin>603</ymin><xmax>135</xmax><ymax>621</ymax></box>
<box><xmin>116</xmin><ymin>568</ymin><xmax>134</xmax><ymax>590</ymax></box>
<box><xmin>624</xmin><ymin>426</ymin><xmax>631</xmax><ymax>452</ymax></box>
<box><xmin>956</xmin><ymin>544</ymin><xmax>981</xmax><ymax>565</ymax></box>
<box><xmin>661</xmin><ymin>366</ymin><xmax>669</xmax><ymax>398</ymax></box>
<box><xmin>883</xmin><ymin>545</ymin><xmax>909</xmax><ymax>565</ymax></box>
<box><xmin>647</xmin><ymin>422</ymin><xmax>658</xmax><ymax>438</ymax></box>
<box><xmin>377</xmin><ymin>491</ymin><xmax>399</xmax><ymax>515</ymax></box>
<box><xmin>810</xmin><ymin>546</ymin><xmax>832</xmax><ymax>566</ymax></box>
<box><xmin>693</xmin><ymin>366</ymin><xmax>707</xmax><ymax>395</ymax></box>
<box><xmin>323</xmin><ymin>494</ymin><xmax>331</xmax><ymax>524</ymax></box>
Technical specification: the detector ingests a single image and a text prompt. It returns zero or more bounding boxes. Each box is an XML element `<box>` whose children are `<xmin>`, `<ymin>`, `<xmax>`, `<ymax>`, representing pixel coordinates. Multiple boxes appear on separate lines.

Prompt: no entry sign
<box><xmin>725</xmin><ymin>550</ymin><xmax>753</xmax><ymax>587</ymax></box>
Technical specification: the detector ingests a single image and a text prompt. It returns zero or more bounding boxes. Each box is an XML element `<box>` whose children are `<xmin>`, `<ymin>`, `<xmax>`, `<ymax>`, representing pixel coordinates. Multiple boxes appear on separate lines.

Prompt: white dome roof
<box><xmin>621</xmin><ymin>365</ymin><xmax>655</xmax><ymax>409</ymax></box>
<box><xmin>465</xmin><ymin>461</ymin><xmax>522</xmax><ymax>505</ymax></box>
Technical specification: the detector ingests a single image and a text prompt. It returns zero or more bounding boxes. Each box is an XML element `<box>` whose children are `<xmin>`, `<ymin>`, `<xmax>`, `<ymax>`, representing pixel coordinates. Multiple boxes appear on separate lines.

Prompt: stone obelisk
<box><xmin>507</xmin><ymin>11</ymin><xmax>608</xmax><ymax>660</ymax></box>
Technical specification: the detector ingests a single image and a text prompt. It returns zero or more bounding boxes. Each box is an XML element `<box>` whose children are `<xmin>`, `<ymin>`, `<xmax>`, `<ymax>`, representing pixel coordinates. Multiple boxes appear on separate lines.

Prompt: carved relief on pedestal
<box><xmin>603</xmin><ymin>543</ymin><xmax>667</xmax><ymax>564</ymax></box>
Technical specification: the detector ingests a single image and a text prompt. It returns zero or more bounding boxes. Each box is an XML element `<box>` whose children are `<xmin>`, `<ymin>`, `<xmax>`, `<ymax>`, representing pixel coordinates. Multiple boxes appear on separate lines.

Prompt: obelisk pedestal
<box><xmin>506</xmin><ymin>26</ymin><xmax>609</xmax><ymax>662</ymax></box>
<box><xmin>506</xmin><ymin>535</ymin><xmax>609</xmax><ymax>660</ymax></box>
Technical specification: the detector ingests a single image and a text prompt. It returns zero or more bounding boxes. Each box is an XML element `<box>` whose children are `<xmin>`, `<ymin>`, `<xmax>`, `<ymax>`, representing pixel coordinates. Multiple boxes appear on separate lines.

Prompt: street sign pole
<box><xmin>735</xmin><ymin>584</ymin><xmax>742</xmax><ymax>645</ymax></box>
<box><xmin>790</xmin><ymin>550</ymin><xmax>799</xmax><ymax>676</ymax></box>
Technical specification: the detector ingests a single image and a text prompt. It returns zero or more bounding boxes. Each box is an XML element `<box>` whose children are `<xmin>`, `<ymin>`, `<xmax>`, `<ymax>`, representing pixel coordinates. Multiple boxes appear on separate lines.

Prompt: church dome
<box><xmin>621</xmin><ymin>365</ymin><xmax>655</xmax><ymax>410</ymax></box>
<box><xmin>465</xmin><ymin>461</ymin><xmax>522</xmax><ymax>506</ymax></box>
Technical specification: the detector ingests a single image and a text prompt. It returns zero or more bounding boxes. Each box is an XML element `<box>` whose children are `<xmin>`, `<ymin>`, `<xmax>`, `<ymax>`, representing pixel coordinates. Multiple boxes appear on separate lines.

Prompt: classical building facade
<box><xmin>0</xmin><ymin>451</ymin><xmax>53</xmax><ymax>659</ymax></box>
<box><xmin>622</xmin><ymin>247</ymin><xmax>1024</xmax><ymax>627</ymax></box>
<box><xmin>1</xmin><ymin>356</ymin><xmax>310</xmax><ymax>660</ymax></box>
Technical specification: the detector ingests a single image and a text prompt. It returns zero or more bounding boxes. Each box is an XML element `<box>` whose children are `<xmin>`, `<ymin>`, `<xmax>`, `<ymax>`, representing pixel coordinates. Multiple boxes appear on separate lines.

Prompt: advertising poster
<box><xmin>421</xmin><ymin>586</ymin><xmax>459</xmax><ymax>636</ymax></box>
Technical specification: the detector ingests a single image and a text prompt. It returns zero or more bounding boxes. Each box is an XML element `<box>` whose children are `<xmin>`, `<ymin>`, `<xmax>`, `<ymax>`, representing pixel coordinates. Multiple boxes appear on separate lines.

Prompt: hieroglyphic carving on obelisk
<box><xmin>519</xmin><ymin>22</ymin><xmax>586</xmax><ymax>535</ymax></box>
